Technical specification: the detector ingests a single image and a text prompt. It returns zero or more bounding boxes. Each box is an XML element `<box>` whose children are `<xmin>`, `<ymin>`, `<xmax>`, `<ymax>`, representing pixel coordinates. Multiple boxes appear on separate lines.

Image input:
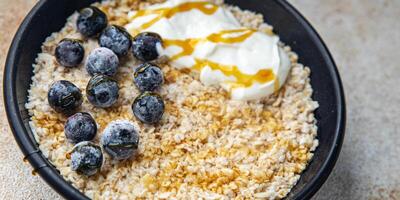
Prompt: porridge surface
<box><xmin>26</xmin><ymin>0</ymin><xmax>319</xmax><ymax>199</ymax></box>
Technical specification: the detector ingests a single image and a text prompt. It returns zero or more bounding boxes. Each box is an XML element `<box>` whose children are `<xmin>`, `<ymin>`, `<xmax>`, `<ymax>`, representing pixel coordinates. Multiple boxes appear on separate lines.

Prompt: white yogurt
<box><xmin>125</xmin><ymin>0</ymin><xmax>291</xmax><ymax>100</ymax></box>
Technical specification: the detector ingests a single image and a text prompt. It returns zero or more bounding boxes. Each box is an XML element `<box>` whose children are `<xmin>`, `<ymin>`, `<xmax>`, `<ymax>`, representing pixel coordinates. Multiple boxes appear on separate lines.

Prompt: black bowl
<box><xmin>4</xmin><ymin>0</ymin><xmax>346</xmax><ymax>199</ymax></box>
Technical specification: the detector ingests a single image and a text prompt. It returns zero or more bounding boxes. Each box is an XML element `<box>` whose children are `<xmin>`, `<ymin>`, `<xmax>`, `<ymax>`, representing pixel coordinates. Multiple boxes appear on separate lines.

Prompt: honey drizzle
<box><xmin>193</xmin><ymin>58</ymin><xmax>276</xmax><ymax>89</ymax></box>
<box><xmin>128</xmin><ymin>1</ymin><xmax>280</xmax><ymax>91</ymax></box>
<box><xmin>163</xmin><ymin>29</ymin><xmax>255</xmax><ymax>60</ymax></box>
<box><xmin>129</xmin><ymin>2</ymin><xmax>218</xmax><ymax>34</ymax></box>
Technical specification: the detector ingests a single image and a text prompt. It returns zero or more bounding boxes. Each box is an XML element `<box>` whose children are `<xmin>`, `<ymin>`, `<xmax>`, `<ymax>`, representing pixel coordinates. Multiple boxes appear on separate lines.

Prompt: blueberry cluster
<box><xmin>65</xmin><ymin>112</ymin><xmax>102</xmax><ymax>176</ymax></box>
<box><xmin>47</xmin><ymin>6</ymin><xmax>169</xmax><ymax>175</ymax></box>
<box><xmin>132</xmin><ymin>62</ymin><xmax>165</xmax><ymax>124</ymax></box>
<box><xmin>130</xmin><ymin>34</ymin><xmax>165</xmax><ymax>125</ymax></box>
<box><xmin>65</xmin><ymin>113</ymin><xmax>140</xmax><ymax>176</ymax></box>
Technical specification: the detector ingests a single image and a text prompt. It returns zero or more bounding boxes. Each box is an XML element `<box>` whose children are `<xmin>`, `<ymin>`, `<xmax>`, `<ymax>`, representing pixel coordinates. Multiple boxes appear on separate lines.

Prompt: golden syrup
<box><xmin>206</xmin><ymin>29</ymin><xmax>255</xmax><ymax>44</ymax></box>
<box><xmin>129</xmin><ymin>1</ymin><xmax>218</xmax><ymax>35</ymax></box>
<box><xmin>163</xmin><ymin>29</ymin><xmax>255</xmax><ymax>60</ymax></box>
<box><xmin>193</xmin><ymin>58</ymin><xmax>275</xmax><ymax>90</ymax></box>
<box><xmin>163</xmin><ymin>39</ymin><xmax>200</xmax><ymax>60</ymax></box>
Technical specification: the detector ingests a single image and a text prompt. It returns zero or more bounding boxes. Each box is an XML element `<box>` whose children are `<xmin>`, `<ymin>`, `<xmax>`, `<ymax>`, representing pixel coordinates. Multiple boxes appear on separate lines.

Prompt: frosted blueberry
<box><xmin>132</xmin><ymin>32</ymin><xmax>162</xmax><ymax>62</ymax></box>
<box><xmin>64</xmin><ymin>112</ymin><xmax>97</xmax><ymax>143</ymax></box>
<box><xmin>99</xmin><ymin>25</ymin><xmax>132</xmax><ymax>57</ymax></box>
<box><xmin>133</xmin><ymin>62</ymin><xmax>164</xmax><ymax>92</ymax></box>
<box><xmin>48</xmin><ymin>80</ymin><xmax>83</xmax><ymax>114</ymax></box>
<box><xmin>77</xmin><ymin>6</ymin><xmax>108</xmax><ymax>37</ymax></box>
<box><xmin>86</xmin><ymin>74</ymin><xmax>119</xmax><ymax>108</ymax></box>
<box><xmin>132</xmin><ymin>92</ymin><xmax>164</xmax><ymax>124</ymax></box>
<box><xmin>55</xmin><ymin>38</ymin><xmax>84</xmax><ymax>67</ymax></box>
<box><xmin>71</xmin><ymin>141</ymin><xmax>103</xmax><ymax>176</ymax></box>
<box><xmin>101</xmin><ymin>120</ymin><xmax>139</xmax><ymax>160</ymax></box>
<box><xmin>86</xmin><ymin>47</ymin><xmax>119</xmax><ymax>76</ymax></box>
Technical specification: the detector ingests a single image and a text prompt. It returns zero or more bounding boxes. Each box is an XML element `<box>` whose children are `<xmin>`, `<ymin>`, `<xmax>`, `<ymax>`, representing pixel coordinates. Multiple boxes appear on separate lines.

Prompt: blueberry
<box><xmin>132</xmin><ymin>32</ymin><xmax>163</xmax><ymax>62</ymax></box>
<box><xmin>77</xmin><ymin>6</ymin><xmax>108</xmax><ymax>37</ymax></box>
<box><xmin>71</xmin><ymin>141</ymin><xmax>103</xmax><ymax>176</ymax></box>
<box><xmin>48</xmin><ymin>80</ymin><xmax>83</xmax><ymax>113</ymax></box>
<box><xmin>101</xmin><ymin>120</ymin><xmax>139</xmax><ymax>160</ymax></box>
<box><xmin>134</xmin><ymin>63</ymin><xmax>164</xmax><ymax>92</ymax></box>
<box><xmin>86</xmin><ymin>74</ymin><xmax>119</xmax><ymax>108</ymax></box>
<box><xmin>86</xmin><ymin>47</ymin><xmax>119</xmax><ymax>76</ymax></box>
<box><xmin>55</xmin><ymin>39</ymin><xmax>85</xmax><ymax>67</ymax></box>
<box><xmin>99</xmin><ymin>25</ymin><xmax>132</xmax><ymax>57</ymax></box>
<box><xmin>64</xmin><ymin>112</ymin><xmax>97</xmax><ymax>144</ymax></box>
<box><xmin>132</xmin><ymin>92</ymin><xmax>164</xmax><ymax>124</ymax></box>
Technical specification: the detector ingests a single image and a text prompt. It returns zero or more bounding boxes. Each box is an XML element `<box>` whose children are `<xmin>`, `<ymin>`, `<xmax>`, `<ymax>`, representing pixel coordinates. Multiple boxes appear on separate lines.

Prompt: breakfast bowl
<box><xmin>4</xmin><ymin>0</ymin><xmax>345</xmax><ymax>199</ymax></box>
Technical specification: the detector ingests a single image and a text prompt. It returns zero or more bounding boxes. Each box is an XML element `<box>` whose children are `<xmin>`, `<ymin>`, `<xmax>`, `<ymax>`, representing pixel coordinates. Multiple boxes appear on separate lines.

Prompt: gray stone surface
<box><xmin>288</xmin><ymin>0</ymin><xmax>400</xmax><ymax>199</ymax></box>
<box><xmin>0</xmin><ymin>0</ymin><xmax>399</xmax><ymax>199</ymax></box>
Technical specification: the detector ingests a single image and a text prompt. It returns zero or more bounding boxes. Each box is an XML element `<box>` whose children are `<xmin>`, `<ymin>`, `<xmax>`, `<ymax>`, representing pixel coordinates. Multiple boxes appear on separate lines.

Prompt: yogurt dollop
<box><xmin>125</xmin><ymin>0</ymin><xmax>291</xmax><ymax>100</ymax></box>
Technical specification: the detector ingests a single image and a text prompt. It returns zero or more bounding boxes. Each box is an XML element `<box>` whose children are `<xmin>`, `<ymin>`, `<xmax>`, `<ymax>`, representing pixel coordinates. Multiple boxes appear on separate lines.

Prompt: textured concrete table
<box><xmin>289</xmin><ymin>0</ymin><xmax>400</xmax><ymax>199</ymax></box>
<box><xmin>0</xmin><ymin>0</ymin><xmax>399</xmax><ymax>199</ymax></box>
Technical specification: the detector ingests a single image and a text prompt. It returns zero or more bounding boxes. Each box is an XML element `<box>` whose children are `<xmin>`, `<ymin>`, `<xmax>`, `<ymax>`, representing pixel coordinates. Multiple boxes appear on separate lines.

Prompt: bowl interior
<box><xmin>5</xmin><ymin>0</ymin><xmax>345</xmax><ymax>199</ymax></box>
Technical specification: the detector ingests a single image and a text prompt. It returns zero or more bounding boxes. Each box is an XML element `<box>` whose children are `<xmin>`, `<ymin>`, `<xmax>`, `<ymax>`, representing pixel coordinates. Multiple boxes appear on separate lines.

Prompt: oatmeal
<box><xmin>25</xmin><ymin>0</ymin><xmax>319</xmax><ymax>199</ymax></box>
